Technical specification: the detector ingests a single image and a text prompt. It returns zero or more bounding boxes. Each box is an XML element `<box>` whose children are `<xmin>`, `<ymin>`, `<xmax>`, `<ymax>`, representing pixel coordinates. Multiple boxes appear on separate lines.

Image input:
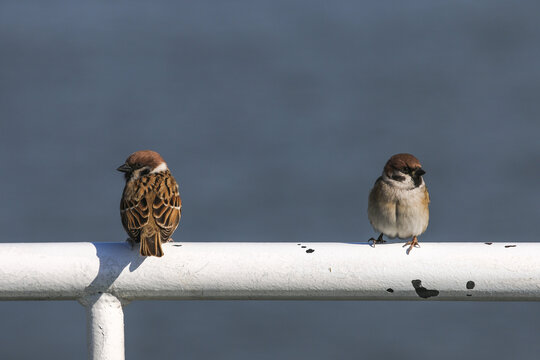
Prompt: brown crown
<box><xmin>383</xmin><ymin>153</ymin><xmax>422</xmax><ymax>175</ymax></box>
<box><xmin>125</xmin><ymin>150</ymin><xmax>165</xmax><ymax>169</ymax></box>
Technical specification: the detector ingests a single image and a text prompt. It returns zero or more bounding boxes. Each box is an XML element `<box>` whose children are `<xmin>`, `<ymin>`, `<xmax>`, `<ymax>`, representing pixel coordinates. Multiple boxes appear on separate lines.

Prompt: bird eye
<box><xmin>401</xmin><ymin>167</ymin><xmax>409</xmax><ymax>173</ymax></box>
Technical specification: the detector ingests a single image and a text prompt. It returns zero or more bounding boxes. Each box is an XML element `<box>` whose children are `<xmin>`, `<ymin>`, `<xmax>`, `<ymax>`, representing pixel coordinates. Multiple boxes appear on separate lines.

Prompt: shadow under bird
<box><xmin>368</xmin><ymin>153</ymin><xmax>430</xmax><ymax>253</ymax></box>
<box><xmin>117</xmin><ymin>150</ymin><xmax>182</xmax><ymax>257</ymax></box>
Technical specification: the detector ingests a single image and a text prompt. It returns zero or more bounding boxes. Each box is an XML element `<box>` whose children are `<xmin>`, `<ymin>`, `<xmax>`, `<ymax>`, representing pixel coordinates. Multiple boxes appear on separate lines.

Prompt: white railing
<box><xmin>1</xmin><ymin>241</ymin><xmax>539</xmax><ymax>359</ymax></box>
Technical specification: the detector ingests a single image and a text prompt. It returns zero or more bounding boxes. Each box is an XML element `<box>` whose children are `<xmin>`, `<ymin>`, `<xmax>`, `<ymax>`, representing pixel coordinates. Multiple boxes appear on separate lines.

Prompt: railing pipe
<box><xmin>80</xmin><ymin>293</ymin><xmax>126</xmax><ymax>360</ymax></box>
<box><xmin>1</xmin><ymin>241</ymin><xmax>539</xmax><ymax>360</ymax></box>
<box><xmin>0</xmin><ymin>242</ymin><xmax>538</xmax><ymax>301</ymax></box>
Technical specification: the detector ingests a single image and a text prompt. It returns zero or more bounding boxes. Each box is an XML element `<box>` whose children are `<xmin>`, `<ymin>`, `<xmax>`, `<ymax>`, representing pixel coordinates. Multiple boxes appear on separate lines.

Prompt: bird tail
<box><xmin>140</xmin><ymin>232</ymin><xmax>164</xmax><ymax>257</ymax></box>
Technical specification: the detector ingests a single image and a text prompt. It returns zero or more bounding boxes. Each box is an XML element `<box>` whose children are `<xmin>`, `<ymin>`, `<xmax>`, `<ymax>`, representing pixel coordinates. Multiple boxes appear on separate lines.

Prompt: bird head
<box><xmin>117</xmin><ymin>150</ymin><xmax>168</xmax><ymax>181</ymax></box>
<box><xmin>383</xmin><ymin>153</ymin><xmax>426</xmax><ymax>189</ymax></box>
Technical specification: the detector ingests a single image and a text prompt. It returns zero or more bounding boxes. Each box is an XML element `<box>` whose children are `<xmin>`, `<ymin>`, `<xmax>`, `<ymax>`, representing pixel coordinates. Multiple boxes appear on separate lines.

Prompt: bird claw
<box><xmin>368</xmin><ymin>234</ymin><xmax>386</xmax><ymax>247</ymax></box>
<box><xmin>402</xmin><ymin>242</ymin><xmax>420</xmax><ymax>248</ymax></box>
<box><xmin>403</xmin><ymin>237</ymin><xmax>420</xmax><ymax>254</ymax></box>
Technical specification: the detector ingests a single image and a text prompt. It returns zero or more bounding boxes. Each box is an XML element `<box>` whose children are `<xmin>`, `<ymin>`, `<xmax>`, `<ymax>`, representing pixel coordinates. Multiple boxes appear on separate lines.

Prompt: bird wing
<box><xmin>120</xmin><ymin>179</ymin><xmax>151</xmax><ymax>240</ymax></box>
<box><xmin>152</xmin><ymin>174</ymin><xmax>182</xmax><ymax>242</ymax></box>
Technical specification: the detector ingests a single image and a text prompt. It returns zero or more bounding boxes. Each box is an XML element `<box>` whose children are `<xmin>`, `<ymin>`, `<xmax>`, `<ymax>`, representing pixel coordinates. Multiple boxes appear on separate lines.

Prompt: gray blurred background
<box><xmin>1</xmin><ymin>0</ymin><xmax>539</xmax><ymax>359</ymax></box>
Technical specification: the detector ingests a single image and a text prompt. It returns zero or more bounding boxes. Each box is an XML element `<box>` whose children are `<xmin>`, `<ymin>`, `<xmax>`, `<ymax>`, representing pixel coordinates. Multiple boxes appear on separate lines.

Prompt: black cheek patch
<box><xmin>392</xmin><ymin>175</ymin><xmax>405</xmax><ymax>182</ymax></box>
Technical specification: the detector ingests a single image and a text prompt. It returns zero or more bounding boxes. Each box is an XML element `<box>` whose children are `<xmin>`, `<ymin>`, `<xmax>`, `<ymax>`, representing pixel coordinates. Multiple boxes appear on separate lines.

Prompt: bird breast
<box><xmin>368</xmin><ymin>178</ymin><xmax>429</xmax><ymax>239</ymax></box>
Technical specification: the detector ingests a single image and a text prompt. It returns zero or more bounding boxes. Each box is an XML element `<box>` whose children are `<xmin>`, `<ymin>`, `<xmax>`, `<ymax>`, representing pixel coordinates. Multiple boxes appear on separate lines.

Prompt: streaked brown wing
<box><xmin>120</xmin><ymin>182</ymin><xmax>151</xmax><ymax>240</ymax></box>
<box><xmin>152</xmin><ymin>175</ymin><xmax>181</xmax><ymax>242</ymax></box>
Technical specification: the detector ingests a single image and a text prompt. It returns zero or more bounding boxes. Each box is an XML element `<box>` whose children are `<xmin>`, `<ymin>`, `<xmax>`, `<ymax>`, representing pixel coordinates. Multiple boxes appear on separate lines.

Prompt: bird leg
<box><xmin>368</xmin><ymin>233</ymin><xmax>386</xmax><ymax>247</ymax></box>
<box><xmin>403</xmin><ymin>235</ymin><xmax>420</xmax><ymax>254</ymax></box>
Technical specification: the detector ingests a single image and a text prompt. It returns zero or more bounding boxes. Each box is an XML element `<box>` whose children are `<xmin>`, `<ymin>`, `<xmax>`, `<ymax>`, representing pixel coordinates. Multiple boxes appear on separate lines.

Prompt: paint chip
<box><xmin>386</xmin><ymin>288</ymin><xmax>394</xmax><ymax>293</ymax></box>
<box><xmin>411</xmin><ymin>279</ymin><xmax>439</xmax><ymax>299</ymax></box>
<box><xmin>466</xmin><ymin>281</ymin><xmax>475</xmax><ymax>290</ymax></box>
<box><xmin>172</xmin><ymin>244</ymin><xmax>182</xmax><ymax>247</ymax></box>
<box><xmin>301</xmin><ymin>246</ymin><xmax>307</xmax><ymax>248</ymax></box>
<box><xmin>505</xmin><ymin>245</ymin><xmax>516</xmax><ymax>248</ymax></box>
<box><xmin>306</xmin><ymin>249</ymin><xmax>315</xmax><ymax>253</ymax></box>
<box><xmin>484</xmin><ymin>242</ymin><xmax>493</xmax><ymax>245</ymax></box>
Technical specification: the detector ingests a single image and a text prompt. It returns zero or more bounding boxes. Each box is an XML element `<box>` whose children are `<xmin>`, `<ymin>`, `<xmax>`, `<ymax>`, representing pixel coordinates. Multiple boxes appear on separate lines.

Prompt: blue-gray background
<box><xmin>1</xmin><ymin>1</ymin><xmax>539</xmax><ymax>359</ymax></box>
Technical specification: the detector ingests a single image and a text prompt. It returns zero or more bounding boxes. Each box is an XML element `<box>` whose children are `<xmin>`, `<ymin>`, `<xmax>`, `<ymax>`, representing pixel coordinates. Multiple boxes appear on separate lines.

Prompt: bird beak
<box><xmin>117</xmin><ymin>163</ymin><xmax>131</xmax><ymax>173</ymax></box>
<box><xmin>415</xmin><ymin>168</ymin><xmax>426</xmax><ymax>176</ymax></box>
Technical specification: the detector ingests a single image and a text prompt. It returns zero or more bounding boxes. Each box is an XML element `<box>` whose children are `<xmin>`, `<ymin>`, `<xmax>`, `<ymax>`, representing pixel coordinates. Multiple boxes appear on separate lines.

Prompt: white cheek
<box><xmin>151</xmin><ymin>162</ymin><xmax>168</xmax><ymax>173</ymax></box>
<box><xmin>402</xmin><ymin>176</ymin><xmax>416</xmax><ymax>188</ymax></box>
<box><xmin>129</xmin><ymin>170</ymin><xmax>142</xmax><ymax>181</ymax></box>
<box><xmin>129</xmin><ymin>166</ymin><xmax>152</xmax><ymax>181</ymax></box>
<box><xmin>382</xmin><ymin>172</ymin><xmax>416</xmax><ymax>190</ymax></box>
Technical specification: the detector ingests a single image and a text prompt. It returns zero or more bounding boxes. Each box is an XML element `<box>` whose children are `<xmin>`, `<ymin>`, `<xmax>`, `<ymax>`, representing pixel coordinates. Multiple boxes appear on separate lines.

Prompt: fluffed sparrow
<box><xmin>368</xmin><ymin>153</ymin><xmax>429</xmax><ymax>253</ymax></box>
<box><xmin>117</xmin><ymin>150</ymin><xmax>182</xmax><ymax>257</ymax></box>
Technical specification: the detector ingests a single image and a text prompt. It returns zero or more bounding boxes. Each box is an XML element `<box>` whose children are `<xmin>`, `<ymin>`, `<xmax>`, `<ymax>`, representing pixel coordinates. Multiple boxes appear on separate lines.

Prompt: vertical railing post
<box><xmin>80</xmin><ymin>293</ymin><xmax>126</xmax><ymax>360</ymax></box>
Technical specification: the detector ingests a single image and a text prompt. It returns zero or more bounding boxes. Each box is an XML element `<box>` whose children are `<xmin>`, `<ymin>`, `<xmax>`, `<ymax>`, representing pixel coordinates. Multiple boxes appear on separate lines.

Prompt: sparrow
<box><xmin>368</xmin><ymin>153</ymin><xmax>429</xmax><ymax>253</ymax></box>
<box><xmin>117</xmin><ymin>150</ymin><xmax>182</xmax><ymax>257</ymax></box>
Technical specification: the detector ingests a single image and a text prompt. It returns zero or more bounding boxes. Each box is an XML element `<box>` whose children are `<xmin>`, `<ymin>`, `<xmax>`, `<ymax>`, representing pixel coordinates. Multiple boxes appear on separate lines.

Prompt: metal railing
<box><xmin>0</xmin><ymin>241</ymin><xmax>539</xmax><ymax>360</ymax></box>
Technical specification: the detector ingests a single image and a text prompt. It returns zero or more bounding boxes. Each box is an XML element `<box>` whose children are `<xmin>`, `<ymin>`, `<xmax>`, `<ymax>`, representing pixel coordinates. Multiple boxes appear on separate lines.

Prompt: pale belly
<box><xmin>368</xmin><ymin>185</ymin><xmax>429</xmax><ymax>239</ymax></box>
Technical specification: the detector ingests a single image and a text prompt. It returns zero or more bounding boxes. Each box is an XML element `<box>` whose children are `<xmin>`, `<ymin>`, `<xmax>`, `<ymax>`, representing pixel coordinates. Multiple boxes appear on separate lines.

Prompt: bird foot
<box><xmin>368</xmin><ymin>234</ymin><xmax>386</xmax><ymax>247</ymax></box>
<box><xmin>166</xmin><ymin>238</ymin><xmax>175</xmax><ymax>243</ymax></box>
<box><xmin>403</xmin><ymin>236</ymin><xmax>420</xmax><ymax>254</ymax></box>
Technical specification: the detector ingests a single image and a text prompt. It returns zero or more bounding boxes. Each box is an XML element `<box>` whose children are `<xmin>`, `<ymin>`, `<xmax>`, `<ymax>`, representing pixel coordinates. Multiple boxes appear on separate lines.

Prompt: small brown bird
<box><xmin>368</xmin><ymin>153</ymin><xmax>430</xmax><ymax>253</ymax></box>
<box><xmin>117</xmin><ymin>150</ymin><xmax>182</xmax><ymax>257</ymax></box>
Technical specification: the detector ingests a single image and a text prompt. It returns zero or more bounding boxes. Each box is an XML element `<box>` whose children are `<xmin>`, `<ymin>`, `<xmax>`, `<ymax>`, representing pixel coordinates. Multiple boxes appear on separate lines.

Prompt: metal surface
<box><xmin>0</xmin><ymin>241</ymin><xmax>538</xmax><ymax>301</ymax></box>
<box><xmin>80</xmin><ymin>293</ymin><xmax>125</xmax><ymax>360</ymax></box>
<box><xmin>1</xmin><ymin>241</ymin><xmax>539</xmax><ymax>360</ymax></box>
